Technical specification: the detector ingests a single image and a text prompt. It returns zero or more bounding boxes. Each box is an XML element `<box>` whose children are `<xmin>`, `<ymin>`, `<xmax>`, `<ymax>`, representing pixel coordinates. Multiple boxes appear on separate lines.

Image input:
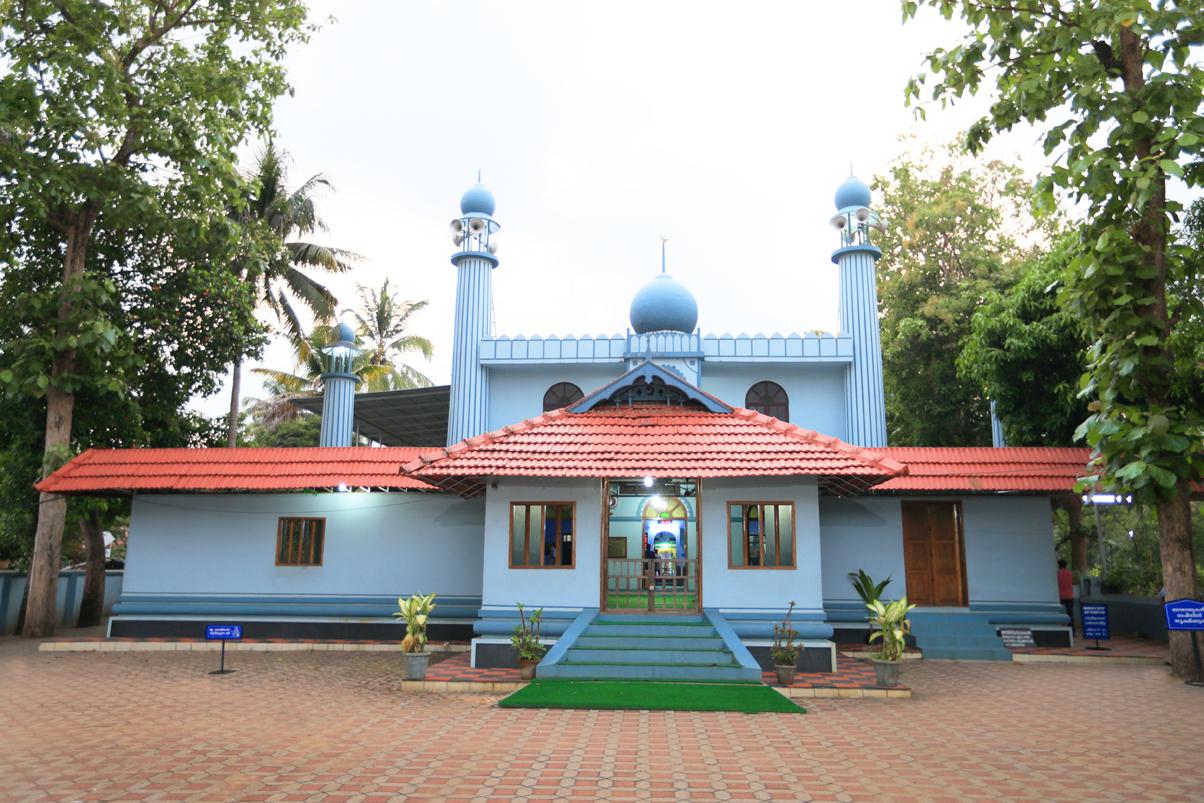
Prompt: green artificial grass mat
<box><xmin>605</xmin><ymin>592</ymin><xmax>698</xmax><ymax>610</ymax></box>
<box><xmin>499</xmin><ymin>680</ymin><xmax>805</xmax><ymax>714</ymax></box>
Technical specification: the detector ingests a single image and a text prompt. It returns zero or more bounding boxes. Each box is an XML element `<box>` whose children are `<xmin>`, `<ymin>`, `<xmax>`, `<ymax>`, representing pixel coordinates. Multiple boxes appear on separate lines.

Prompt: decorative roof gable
<box><xmin>569</xmin><ymin>360</ymin><xmax>732</xmax><ymax>413</ymax></box>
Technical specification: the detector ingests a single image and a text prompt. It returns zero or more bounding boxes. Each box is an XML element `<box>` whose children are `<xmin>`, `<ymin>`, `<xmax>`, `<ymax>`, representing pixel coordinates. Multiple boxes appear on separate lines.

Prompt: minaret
<box><xmin>319</xmin><ymin>322</ymin><xmax>361</xmax><ymax>447</ymax></box>
<box><xmin>446</xmin><ymin>181</ymin><xmax>500</xmax><ymax>445</ymax></box>
<box><xmin>830</xmin><ymin>176</ymin><xmax>888</xmax><ymax>448</ymax></box>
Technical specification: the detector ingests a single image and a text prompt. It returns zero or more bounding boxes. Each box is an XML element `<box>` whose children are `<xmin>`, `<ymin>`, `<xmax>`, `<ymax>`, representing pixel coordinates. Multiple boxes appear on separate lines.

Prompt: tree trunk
<box><xmin>77</xmin><ymin>510</ymin><xmax>106</xmax><ymax>629</ymax></box>
<box><xmin>1051</xmin><ymin>495</ymin><xmax>1089</xmax><ymax>572</ymax></box>
<box><xmin>22</xmin><ymin>211</ymin><xmax>95</xmax><ymax>639</ymax></box>
<box><xmin>1156</xmin><ymin>482</ymin><xmax>1203</xmax><ymax>682</ymax></box>
<box><xmin>226</xmin><ymin>354</ymin><xmax>241</xmax><ymax>447</ymax></box>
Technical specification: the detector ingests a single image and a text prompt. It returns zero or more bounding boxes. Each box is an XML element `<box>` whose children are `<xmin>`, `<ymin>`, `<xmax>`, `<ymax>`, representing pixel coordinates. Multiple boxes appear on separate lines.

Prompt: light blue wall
<box><xmin>699</xmin><ymin>477</ymin><xmax>824</xmax><ymax>615</ymax></box>
<box><xmin>818</xmin><ymin>496</ymin><xmax>1060</xmax><ymax>605</ymax></box>
<box><xmin>123</xmin><ymin>492</ymin><xmax>484</xmax><ymax>598</ymax></box>
<box><xmin>487</xmin><ymin>364</ymin><xmax>620</xmax><ymax>431</ymax></box>
<box><xmin>701</xmin><ymin>364</ymin><xmax>847</xmax><ymax>439</ymax></box>
<box><xmin>480</xmin><ymin>478</ymin><xmax>604</xmax><ymax>611</ymax></box>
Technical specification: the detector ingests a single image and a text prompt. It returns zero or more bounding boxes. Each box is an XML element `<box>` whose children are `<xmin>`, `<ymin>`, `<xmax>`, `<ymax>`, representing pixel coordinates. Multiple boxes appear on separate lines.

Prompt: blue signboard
<box><xmin>1080</xmin><ymin>604</ymin><xmax>1110</xmax><ymax>641</ymax></box>
<box><xmin>1165</xmin><ymin>599</ymin><xmax>1204</xmax><ymax>631</ymax></box>
<box><xmin>205</xmin><ymin>624</ymin><xmax>243</xmax><ymax>640</ymax></box>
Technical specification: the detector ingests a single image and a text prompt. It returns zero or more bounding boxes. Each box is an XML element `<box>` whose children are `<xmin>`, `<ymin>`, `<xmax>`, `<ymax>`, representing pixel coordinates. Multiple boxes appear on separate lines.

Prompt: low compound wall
<box><xmin>0</xmin><ymin>570</ymin><xmax>124</xmax><ymax>634</ymax></box>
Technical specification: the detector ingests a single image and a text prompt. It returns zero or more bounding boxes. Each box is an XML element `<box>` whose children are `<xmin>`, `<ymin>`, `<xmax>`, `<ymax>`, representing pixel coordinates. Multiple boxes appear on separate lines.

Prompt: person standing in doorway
<box><xmin>1057</xmin><ymin>559</ymin><xmax>1076</xmax><ymax>635</ymax></box>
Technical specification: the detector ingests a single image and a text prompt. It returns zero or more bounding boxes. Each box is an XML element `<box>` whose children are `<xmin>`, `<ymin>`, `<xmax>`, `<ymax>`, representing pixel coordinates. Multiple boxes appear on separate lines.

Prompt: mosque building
<box><xmin>40</xmin><ymin>177</ymin><xmax>1087</xmax><ymax>673</ymax></box>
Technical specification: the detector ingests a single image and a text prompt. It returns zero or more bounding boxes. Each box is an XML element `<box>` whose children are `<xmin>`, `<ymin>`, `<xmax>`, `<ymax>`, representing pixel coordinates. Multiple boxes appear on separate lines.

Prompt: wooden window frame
<box><xmin>726</xmin><ymin>501</ymin><xmax>796</xmax><ymax>570</ymax></box>
<box><xmin>508</xmin><ymin>502</ymin><xmax>576</xmax><ymax>570</ymax></box>
<box><xmin>745</xmin><ymin>381</ymin><xmax>790</xmax><ymax>421</ymax></box>
<box><xmin>275</xmin><ymin>517</ymin><xmax>326</xmax><ymax>567</ymax></box>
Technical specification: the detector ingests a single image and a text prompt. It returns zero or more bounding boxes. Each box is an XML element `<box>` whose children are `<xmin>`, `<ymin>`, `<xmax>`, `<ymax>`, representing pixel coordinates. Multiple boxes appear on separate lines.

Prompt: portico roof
<box><xmin>403</xmin><ymin>405</ymin><xmax>908</xmax><ymax>497</ymax></box>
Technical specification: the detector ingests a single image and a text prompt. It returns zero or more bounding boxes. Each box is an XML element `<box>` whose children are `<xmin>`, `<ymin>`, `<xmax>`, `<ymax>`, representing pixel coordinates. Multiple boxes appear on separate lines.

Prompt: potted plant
<box><xmin>866</xmin><ymin>596</ymin><xmax>916</xmax><ymax>688</ymax></box>
<box><xmin>848</xmin><ymin>570</ymin><xmax>892</xmax><ymax>645</ymax></box>
<box><xmin>393</xmin><ymin>593</ymin><xmax>437</xmax><ymax>680</ymax></box>
<box><xmin>771</xmin><ymin>600</ymin><xmax>801</xmax><ymax>686</ymax></box>
<box><xmin>510</xmin><ymin>602</ymin><xmax>545</xmax><ymax>681</ymax></box>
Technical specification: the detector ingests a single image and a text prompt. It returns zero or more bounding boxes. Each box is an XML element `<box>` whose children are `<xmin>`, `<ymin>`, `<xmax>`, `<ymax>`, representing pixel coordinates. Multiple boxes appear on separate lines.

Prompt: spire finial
<box><xmin>660</xmin><ymin>235</ymin><xmax>668</xmax><ymax>274</ymax></box>
<box><xmin>477</xmin><ymin>168</ymin><xmax>482</xmax><ymax>183</ymax></box>
<box><xmin>849</xmin><ymin>162</ymin><xmax>854</xmax><ymax>177</ymax></box>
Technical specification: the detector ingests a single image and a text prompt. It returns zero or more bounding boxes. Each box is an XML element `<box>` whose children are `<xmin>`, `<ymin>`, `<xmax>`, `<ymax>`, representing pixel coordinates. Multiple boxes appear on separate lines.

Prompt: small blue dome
<box><xmin>333</xmin><ymin>322</ymin><xmax>357</xmax><ymax>345</ymax></box>
<box><xmin>629</xmin><ymin>274</ymin><xmax>699</xmax><ymax>335</ymax></box>
<box><xmin>834</xmin><ymin>176</ymin><xmax>872</xmax><ymax>210</ymax></box>
<box><xmin>460</xmin><ymin>183</ymin><xmax>496</xmax><ymax>216</ymax></box>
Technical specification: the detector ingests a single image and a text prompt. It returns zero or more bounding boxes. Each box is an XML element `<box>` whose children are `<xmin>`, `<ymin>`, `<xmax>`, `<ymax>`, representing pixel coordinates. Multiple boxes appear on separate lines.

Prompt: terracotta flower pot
<box><xmin>871</xmin><ymin>657</ymin><xmax>901</xmax><ymax>688</ymax></box>
<box><xmin>518</xmin><ymin>658</ymin><xmax>539</xmax><ymax>681</ymax></box>
<box><xmin>402</xmin><ymin>651</ymin><xmax>431</xmax><ymax>680</ymax></box>
<box><xmin>774</xmin><ymin>664</ymin><xmax>797</xmax><ymax>686</ymax></box>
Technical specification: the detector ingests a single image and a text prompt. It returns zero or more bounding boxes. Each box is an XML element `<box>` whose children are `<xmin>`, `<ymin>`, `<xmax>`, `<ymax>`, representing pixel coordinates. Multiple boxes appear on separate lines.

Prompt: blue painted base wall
<box><xmin>0</xmin><ymin>570</ymin><xmax>124</xmax><ymax>634</ymax></box>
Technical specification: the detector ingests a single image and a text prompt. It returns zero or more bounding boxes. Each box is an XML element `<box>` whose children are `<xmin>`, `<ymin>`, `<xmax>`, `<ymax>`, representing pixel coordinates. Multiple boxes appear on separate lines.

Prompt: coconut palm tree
<box><xmin>345</xmin><ymin>279</ymin><xmax>434</xmax><ymax>390</ymax></box>
<box><xmin>225</xmin><ymin>142</ymin><xmax>357</xmax><ymax>446</ymax></box>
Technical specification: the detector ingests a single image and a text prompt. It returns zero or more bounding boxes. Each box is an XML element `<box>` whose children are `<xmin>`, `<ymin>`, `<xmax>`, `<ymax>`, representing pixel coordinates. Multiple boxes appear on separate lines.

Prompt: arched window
<box><xmin>543</xmin><ymin>382</ymin><xmax>584</xmax><ymax>412</ymax></box>
<box><xmin>745</xmin><ymin>381</ymin><xmax>789</xmax><ymax>420</ymax></box>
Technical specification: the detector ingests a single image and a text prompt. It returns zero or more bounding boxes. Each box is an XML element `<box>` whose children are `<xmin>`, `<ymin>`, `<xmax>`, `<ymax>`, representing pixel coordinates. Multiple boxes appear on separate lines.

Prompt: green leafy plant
<box><xmin>866</xmin><ymin>597</ymin><xmax>916</xmax><ymax>663</ymax></box>
<box><xmin>393</xmin><ymin>593</ymin><xmax>436</xmax><ymax>654</ymax></box>
<box><xmin>510</xmin><ymin>602</ymin><xmax>546</xmax><ymax>662</ymax></box>
<box><xmin>848</xmin><ymin>570</ymin><xmax>892</xmax><ymax>606</ymax></box>
<box><xmin>771</xmin><ymin>600</ymin><xmax>800</xmax><ymax>667</ymax></box>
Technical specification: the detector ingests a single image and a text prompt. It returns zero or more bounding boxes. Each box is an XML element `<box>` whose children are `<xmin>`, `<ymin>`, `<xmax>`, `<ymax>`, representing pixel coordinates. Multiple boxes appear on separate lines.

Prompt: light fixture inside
<box><xmin>642</xmin><ymin>476</ymin><xmax>654</xmax><ymax>488</ymax></box>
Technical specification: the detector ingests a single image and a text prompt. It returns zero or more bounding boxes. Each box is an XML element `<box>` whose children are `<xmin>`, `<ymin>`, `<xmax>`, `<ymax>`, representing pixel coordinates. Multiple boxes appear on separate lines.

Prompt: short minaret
<box><xmin>830</xmin><ymin>176</ymin><xmax>888</xmax><ymax>448</ymax></box>
<box><xmin>319</xmin><ymin>322</ymin><xmax>361</xmax><ymax>447</ymax></box>
<box><xmin>446</xmin><ymin>181</ymin><xmax>500</xmax><ymax>445</ymax></box>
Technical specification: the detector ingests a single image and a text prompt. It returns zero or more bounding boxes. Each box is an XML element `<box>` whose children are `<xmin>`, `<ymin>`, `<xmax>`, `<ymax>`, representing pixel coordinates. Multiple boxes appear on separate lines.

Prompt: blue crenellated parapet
<box><xmin>478</xmin><ymin>331</ymin><xmax>854</xmax><ymax>365</ymax></box>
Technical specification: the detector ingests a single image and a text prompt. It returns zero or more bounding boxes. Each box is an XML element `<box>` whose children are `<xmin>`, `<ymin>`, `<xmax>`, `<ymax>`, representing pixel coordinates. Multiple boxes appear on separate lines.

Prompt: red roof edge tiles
<box><xmin>870</xmin><ymin>447</ymin><xmax>1095</xmax><ymax>494</ymax></box>
<box><xmin>403</xmin><ymin>405</ymin><xmax>909</xmax><ymax>497</ymax></box>
<box><xmin>36</xmin><ymin>446</ymin><xmax>441</xmax><ymax>494</ymax></box>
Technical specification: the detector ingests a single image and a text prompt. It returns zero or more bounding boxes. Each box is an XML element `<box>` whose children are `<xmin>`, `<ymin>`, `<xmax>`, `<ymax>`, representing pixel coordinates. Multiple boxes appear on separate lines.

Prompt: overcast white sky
<box><xmin>198</xmin><ymin>0</ymin><xmax>1051</xmax><ymax>418</ymax></box>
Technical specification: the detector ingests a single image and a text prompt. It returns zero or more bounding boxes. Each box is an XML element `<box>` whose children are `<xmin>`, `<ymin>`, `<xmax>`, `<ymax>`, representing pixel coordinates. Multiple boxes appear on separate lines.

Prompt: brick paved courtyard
<box><xmin>2</xmin><ymin>635</ymin><xmax>1201</xmax><ymax>802</ymax></box>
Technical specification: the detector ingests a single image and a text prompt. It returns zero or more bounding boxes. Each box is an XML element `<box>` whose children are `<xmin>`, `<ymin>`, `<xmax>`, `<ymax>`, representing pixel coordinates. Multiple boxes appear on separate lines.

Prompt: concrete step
<box><xmin>539</xmin><ymin>663</ymin><xmax>762</xmax><ymax>682</ymax></box>
<box><xmin>565</xmin><ymin>648</ymin><xmax>734</xmax><ymax>665</ymax></box>
<box><xmin>574</xmin><ymin>635</ymin><xmax>727</xmax><ymax>650</ymax></box>
<box><xmin>585</xmin><ymin>624</ymin><xmax>717</xmax><ymax>638</ymax></box>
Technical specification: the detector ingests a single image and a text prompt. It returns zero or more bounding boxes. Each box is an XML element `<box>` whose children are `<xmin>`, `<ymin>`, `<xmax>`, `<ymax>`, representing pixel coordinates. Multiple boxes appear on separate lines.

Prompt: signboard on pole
<box><xmin>205</xmin><ymin>623</ymin><xmax>241</xmax><ymax>674</ymax></box>
<box><xmin>1164</xmin><ymin>599</ymin><xmax>1204</xmax><ymax>631</ymax></box>
<box><xmin>1080</xmin><ymin>603</ymin><xmax>1110</xmax><ymax>647</ymax></box>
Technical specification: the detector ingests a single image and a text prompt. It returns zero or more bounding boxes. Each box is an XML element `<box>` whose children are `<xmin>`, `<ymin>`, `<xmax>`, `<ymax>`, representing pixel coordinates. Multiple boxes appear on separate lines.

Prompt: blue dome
<box><xmin>333</xmin><ymin>322</ymin><xmax>357</xmax><ymax>345</ymax></box>
<box><xmin>460</xmin><ymin>183</ymin><xmax>496</xmax><ymax>216</ymax></box>
<box><xmin>834</xmin><ymin>176</ymin><xmax>872</xmax><ymax>210</ymax></box>
<box><xmin>629</xmin><ymin>274</ymin><xmax>699</xmax><ymax>335</ymax></box>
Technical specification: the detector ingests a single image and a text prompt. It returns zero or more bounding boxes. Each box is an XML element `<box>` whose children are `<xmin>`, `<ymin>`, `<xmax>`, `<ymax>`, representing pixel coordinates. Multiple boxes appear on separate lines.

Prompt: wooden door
<box><xmin>901</xmin><ymin>502</ymin><xmax>967</xmax><ymax>607</ymax></box>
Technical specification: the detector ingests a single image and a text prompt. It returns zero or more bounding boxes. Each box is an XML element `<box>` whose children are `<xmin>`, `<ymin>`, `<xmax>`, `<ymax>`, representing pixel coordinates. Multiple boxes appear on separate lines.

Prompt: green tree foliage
<box><xmin>874</xmin><ymin>142</ymin><xmax>1051</xmax><ymax>445</ymax></box>
<box><xmin>904</xmin><ymin>0</ymin><xmax>1204</xmax><ymax>679</ymax></box>
<box><xmin>958</xmin><ymin>236</ymin><xmax>1090</xmax><ymax>447</ymax></box>
<box><xmin>226</xmin><ymin>142</ymin><xmax>358</xmax><ymax>446</ymax></box>
<box><xmin>0</xmin><ymin>0</ymin><xmax>311</xmax><ymax>637</ymax></box>
<box><xmin>346</xmin><ymin>280</ymin><xmax>434</xmax><ymax>391</ymax></box>
<box><xmin>244</xmin><ymin>413</ymin><xmax>321</xmax><ymax>447</ymax></box>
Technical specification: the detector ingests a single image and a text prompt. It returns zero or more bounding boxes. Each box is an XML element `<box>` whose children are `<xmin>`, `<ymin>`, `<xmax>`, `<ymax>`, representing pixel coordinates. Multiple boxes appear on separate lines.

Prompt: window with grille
<box><xmin>728</xmin><ymin>503</ymin><xmax>795</xmax><ymax>568</ymax></box>
<box><xmin>276</xmin><ymin>517</ymin><xmax>325</xmax><ymax>566</ymax></box>
<box><xmin>510</xmin><ymin>503</ymin><xmax>575</xmax><ymax>568</ymax></box>
<box><xmin>543</xmin><ymin>382</ymin><xmax>584</xmax><ymax>412</ymax></box>
<box><xmin>745</xmin><ymin>381</ymin><xmax>789</xmax><ymax>420</ymax></box>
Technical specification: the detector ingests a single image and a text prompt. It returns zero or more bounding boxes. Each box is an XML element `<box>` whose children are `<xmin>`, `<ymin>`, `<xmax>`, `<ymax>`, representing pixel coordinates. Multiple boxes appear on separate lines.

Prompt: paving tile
<box><xmin>2</xmin><ymin>634</ymin><xmax>1201</xmax><ymax>802</ymax></box>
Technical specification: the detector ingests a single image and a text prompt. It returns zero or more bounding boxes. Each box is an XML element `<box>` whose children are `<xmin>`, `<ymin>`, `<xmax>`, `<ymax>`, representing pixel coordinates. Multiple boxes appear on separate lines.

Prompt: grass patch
<box><xmin>499</xmin><ymin>680</ymin><xmax>805</xmax><ymax>714</ymax></box>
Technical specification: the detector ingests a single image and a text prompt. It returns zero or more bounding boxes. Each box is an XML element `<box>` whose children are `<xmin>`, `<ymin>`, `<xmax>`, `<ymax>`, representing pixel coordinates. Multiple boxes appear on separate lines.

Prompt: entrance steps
<box><xmin>538</xmin><ymin>614</ymin><xmax>762</xmax><ymax>682</ymax></box>
<box><xmin>908</xmin><ymin>610</ymin><xmax>1012</xmax><ymax>661</ymax></box>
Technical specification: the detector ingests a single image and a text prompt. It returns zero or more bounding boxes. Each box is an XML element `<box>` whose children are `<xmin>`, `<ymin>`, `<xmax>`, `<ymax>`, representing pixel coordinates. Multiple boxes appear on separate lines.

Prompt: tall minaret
<box><xmin>446</xmin><ymin>181</ymin><xmax>500</xmax><ymax>445</ymax></box>
<box><xmin>319</xmin><ymin>322</ymin><xmax>361</xmax><ymax>447</ymax></box>
<box><xmin>830</xmin><ymin>176</ymin><xmax>888</xmax><ymax>448</ymax></box>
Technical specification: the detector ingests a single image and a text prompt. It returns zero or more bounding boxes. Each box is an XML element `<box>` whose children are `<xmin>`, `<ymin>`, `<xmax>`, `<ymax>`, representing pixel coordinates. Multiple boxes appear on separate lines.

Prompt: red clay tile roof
<box><xmin>404</xmin><ymin>406</ymin><xmax>907</xmax><ymax>496</ymax></box>
<box><xmin>871</xmin><ymin>447</ymin><xmax>1093</xmax><ymax>494</ymax></box>
<box><xmin>36</xmin><ymin>447</ymin><xmax>438</xmax><ymax>494</ymax></box>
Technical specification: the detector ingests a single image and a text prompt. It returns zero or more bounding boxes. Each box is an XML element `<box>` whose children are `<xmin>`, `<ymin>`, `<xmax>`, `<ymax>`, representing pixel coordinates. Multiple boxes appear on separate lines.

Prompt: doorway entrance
<box><xmin>901</xmin><ymin>501</ymin><xmax>968</xmax><ymax>606</ymax></box>
<box><xmin>603</xmin><ymin>478</ymin><xmax>700</xmax><ymax>612</ymax></box>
